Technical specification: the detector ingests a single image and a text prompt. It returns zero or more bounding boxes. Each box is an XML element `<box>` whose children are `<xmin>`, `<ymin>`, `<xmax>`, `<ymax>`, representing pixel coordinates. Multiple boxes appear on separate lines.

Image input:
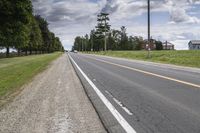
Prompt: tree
<box><xmin>155</xmin><ymin>41</ymin><xmax>163</xmax><ymax>50</ymax></box>
<box><xmin>35</xmin><ymin>15</ymin><xmax>51</xmax><ymax>53</ymax></box>
<box><xmin>120</xmin><ymin>26</ymin><xmax>129</xmax><ymax>50</ymax></box>
<box><xmin>107</xmin><ymin>29</ymin><xmax>121</xmax><ymax>50</ymax></box>
<box><xmin>128</xmin><ymin>36</ymin><xmax>135</xmax><ymax>50</ymax></box>
<box><xmin>74</xmin><ymin>36</ymin><xmax>81</xmax><ymax>51</ymax></box>
<box><xmin>0</xmin><ymin>0</ymin><xmax>33</xmax><ymax>57</ymax></box>
<box><xmin>132</xmin><ymin>36</ymin><xmax>143</xmax><ymax>50</ymax></box>
<box><xmin>49</xmin><ymin>32</ymin><xmax>55</xmax><ymax>53</ymax></box>
<box><xmin>54</xmin><ymin>37</ymin><xmax>63</xmax><ymax>51</ymax></box>
<box><xmin>89</xmin><ymin>30</ymin><xmax>95</xmax><ymax>51</ymax></box>
<box><xmin>84</xmin><ymin>34</ymin><xmax>89</xmax><ymax>51</ymax></box>
<box><xmin>95</xmin><ymin>13</ymin><xmax>110</xmax><ymax>51</ymax></box>
<box><xmin>0</xmin><ymin>1</ymin><xmax>63</xmax><ymax>57</ymax></box>
<box><xmin>27</xmin><ymin>16</ymin><xmax>43</xmax><ymax>55</ymax></box>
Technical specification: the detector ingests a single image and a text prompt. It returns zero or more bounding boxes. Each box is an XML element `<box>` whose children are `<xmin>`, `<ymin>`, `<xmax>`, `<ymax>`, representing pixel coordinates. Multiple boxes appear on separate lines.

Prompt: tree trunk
<box><xmin>47</xmin><ymin>48</ymin><xmax>49</xmax><ymax>53</ymax></box>
<box><xmin>29</xmin><ymin>45</ymin><xmax>32</xmax><ymax>55</ymax></box>
<box><xmin>18</xmin><ymin>49</ymin><xmax>20</xmax><ymax>56</ymax></box>
<box><xmin>25</xmin><ymin>48</ymin><xmax>28</xmax><ymax>56</ymax></box>
<box><xmin>6</xmin><ymin>47</ymin><xmax>9</xmax><ymax>58</ymax></box>
<box><xmin>30</xmin><ymin>49</ymin><xmax>32</xmax><ymax>55</ymax></box>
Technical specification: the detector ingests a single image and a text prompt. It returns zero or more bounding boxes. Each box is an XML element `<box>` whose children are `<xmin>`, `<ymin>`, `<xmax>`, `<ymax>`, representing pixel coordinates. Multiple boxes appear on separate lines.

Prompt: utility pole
<box><xmin>147</xmin><ymin>0</ymin><xmax>151</xmax><ymax>58</ymax></box>
<box><xmin>91</xmin><ymin>32</ymin><xmax>94</xmax><ymax>51</ymax></box>
<box><xmin>81</xmin><ymin>37</ymin><xmax>83</xmax><ymax>51</ymax></box>
<box><xmin>104</xmin><ymin>29</ymin><xmax>107</xmax><ymax>51</ymax></box>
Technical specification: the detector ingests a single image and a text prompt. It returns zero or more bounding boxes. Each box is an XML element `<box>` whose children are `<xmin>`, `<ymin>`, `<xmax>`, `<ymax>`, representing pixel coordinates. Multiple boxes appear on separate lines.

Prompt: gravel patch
<box><xmin>0</xmin><ymin>54</ymin><xmax>106</xmax><ymax>133</ymax></box>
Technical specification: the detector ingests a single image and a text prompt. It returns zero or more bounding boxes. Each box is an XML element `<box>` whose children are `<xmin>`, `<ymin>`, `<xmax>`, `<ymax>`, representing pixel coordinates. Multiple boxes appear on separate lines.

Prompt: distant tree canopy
<box><xmin>155</xmin><ymin>41</ymin><xmax>163</xmax><ymax>50</ymax></box>
<box><xmin>95</xmin><ymin>13</ymin><xmax>110</xmax><ymax>51</ymax></box>
<box><xmin>72</xmin><ymin>13</ymin><xmax>163</xmax><ymax>52</ymax></box>
<box><xmin>0</xmin><ymin>0</ymin><xmax>64</xmax><ymax>57</ymax></box>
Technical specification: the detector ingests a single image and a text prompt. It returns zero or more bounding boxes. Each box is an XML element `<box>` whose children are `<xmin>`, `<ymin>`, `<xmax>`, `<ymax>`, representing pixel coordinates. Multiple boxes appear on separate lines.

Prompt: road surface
<box><xmin>69</xmin><ymin>53</ymin><xmax>200</xmax><ymax>133</ymax></box>
<box><xmin>0</xmin><ymin>54</ymin><xmax>106</xmax><ymax>133</ymax></box>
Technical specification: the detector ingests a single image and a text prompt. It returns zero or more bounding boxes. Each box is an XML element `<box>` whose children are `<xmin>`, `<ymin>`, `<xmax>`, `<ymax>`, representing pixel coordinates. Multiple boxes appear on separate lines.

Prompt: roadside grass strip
<box><xmin>0</xmin><ymin>53</ymin><xmax>62</xmax><ymax>99</ymax></box>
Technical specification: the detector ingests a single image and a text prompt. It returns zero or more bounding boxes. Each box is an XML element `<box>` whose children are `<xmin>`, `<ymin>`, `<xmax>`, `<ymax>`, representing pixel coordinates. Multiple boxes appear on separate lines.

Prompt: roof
<box><xmin>162</xmin><ymin>41</ymin><xmax>174</xmax><ymax>46</ymax></box>
<box><xmin>189</xmin><ymin>40</ymin><xmax>200</xmax><ymax>45</ymax></box>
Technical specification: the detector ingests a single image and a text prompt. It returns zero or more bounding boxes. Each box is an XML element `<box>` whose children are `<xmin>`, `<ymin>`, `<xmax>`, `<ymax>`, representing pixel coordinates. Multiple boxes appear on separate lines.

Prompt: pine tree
<box><xmin>95</xmin><ymin>13</ymin><xmax>110</xmax><ymax>51</ymax></box>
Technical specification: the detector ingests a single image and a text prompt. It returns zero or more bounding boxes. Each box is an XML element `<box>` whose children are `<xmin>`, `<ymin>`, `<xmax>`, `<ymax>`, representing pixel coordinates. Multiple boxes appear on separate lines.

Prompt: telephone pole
<box><xmin>147</xmin><ymin>0</ymin><xmax>151</xmax><ymax>58</ymax></box>
<box><xmin>81</xmin><ymin>37</ymin><xmax>83</xmax><ymax>51</ymax></box>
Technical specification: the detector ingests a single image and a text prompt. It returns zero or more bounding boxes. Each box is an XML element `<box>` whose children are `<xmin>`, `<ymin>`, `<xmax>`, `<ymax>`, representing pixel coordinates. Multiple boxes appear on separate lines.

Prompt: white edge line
<box><xmin>105</xmin><ymin>90</ymin><xmax>133</xmax><ymax>116</ymax></box>
<box><xmin>68</xmin><ymin>54</ymin><xmax>137</xmax><ymax>133</ymax></box>
<box><xmin>113</xmin><ymin>98</ymin><xmax>133</xmax><ymax>116</ymax></box>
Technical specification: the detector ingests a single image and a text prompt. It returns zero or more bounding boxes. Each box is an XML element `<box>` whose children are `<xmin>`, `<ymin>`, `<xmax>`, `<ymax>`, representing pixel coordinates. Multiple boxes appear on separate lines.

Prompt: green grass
<box><xmin>0</xmin><ymin>52</ymin><xmax>62</xmax><ymax>98</ymax></box>
<box><xmin>86</xmin><ymin>50</ymin><xmax>200</xmax><ymax>68</ymax></box>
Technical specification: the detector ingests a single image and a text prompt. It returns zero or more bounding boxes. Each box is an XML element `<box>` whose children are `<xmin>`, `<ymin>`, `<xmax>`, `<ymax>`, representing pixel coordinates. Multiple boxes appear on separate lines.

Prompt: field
<box><xmin>0</xmin><ymin>52</ymin><xmax>62</xmax><ymax>103</ymax></box>
<box><xmin>86</xmin><ymin>50</ymin><xmax>200</xmax><ymax>68</ymax></box>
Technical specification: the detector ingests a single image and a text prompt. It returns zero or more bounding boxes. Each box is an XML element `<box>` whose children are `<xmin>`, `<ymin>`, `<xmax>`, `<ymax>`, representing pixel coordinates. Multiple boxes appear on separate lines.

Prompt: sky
<box><xmin>32</xmin><ymin>0</ymin><xmax>200</xmax><ymax>50</ymax></box>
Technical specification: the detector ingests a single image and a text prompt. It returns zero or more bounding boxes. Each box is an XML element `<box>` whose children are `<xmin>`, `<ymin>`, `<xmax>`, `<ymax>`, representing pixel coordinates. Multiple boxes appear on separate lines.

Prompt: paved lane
<box><xmin>69</xmin><ymin>53</ymin><xmax>200</xmax><ymax>133</ymax></box>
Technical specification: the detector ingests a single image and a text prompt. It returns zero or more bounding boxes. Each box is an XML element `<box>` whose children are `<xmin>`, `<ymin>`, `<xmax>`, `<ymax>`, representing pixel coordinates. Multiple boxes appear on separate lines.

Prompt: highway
<box><xmin>69</xmin><ymin>53</ymin><xmax>200</xmax><ymax>133</ymax></box>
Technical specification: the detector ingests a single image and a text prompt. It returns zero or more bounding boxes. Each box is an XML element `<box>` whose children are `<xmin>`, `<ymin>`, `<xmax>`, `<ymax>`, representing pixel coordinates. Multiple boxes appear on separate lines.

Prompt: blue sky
<box><xmin>32</xmin><ymin>0</ymin><xmax>200</xmax><ymax>50</ymax></box>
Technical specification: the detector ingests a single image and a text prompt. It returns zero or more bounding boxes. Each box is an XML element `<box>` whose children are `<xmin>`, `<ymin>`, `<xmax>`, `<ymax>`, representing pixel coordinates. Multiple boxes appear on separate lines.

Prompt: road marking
<box><xmin>113</xmin><ymin>98</ymin><xmax>133</xmax><ymax>116</ymax></box>
<box><xmin>105</xmin><ymin>90</ymin><xmax>133</xmax><ymax>116</ymax></box>
<box><xmin>68</xmin><ymin>54</ymin><xmax>137</xmax><ymax>133</ymax></box>
<box><xmin>85</xmin><ymin>56</ymin><xmax>200</xmax><ymax>89</ymax></box>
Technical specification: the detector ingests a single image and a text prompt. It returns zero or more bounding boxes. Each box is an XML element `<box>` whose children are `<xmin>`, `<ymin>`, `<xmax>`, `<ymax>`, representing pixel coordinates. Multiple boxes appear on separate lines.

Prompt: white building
<box><xmin>162</xmin><ymin>41</ymin><xmax>175</xmax><ymax>50</ymax></box>
<box><xmin>188</xmin><ymin>40</ymin><xmax>200</xmax><ymax>50</ymax></box>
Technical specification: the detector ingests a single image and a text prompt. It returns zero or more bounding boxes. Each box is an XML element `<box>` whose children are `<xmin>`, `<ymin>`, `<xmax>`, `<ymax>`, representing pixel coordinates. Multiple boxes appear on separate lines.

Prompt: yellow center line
<box><xmin>85</xmin><ymin>55</ymin><xmax>200</xmax><ymax>89</ymax></box>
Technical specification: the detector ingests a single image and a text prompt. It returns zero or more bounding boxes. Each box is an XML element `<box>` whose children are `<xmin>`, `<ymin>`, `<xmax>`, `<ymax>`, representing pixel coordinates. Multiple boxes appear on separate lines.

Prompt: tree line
<box><xmin>0</xmin><ymin>0</ymin><xmax>64</xmax><ymax>57</ymax></box>
<box><xmin>72</xmin><ymin>13</ymin><xmax>163</xmax><ymax>52</ymax></box>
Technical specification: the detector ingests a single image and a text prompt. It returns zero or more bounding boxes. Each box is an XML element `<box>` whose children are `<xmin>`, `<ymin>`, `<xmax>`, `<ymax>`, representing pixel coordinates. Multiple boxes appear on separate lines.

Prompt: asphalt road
<box><xmin>69</xmin><ymin>53</ymin><xmax>200</xmax><ymax>133</ymax></box>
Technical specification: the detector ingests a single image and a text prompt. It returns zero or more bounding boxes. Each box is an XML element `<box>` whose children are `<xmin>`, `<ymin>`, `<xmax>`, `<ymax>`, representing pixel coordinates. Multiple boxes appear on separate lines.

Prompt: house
<box><xmin>142</xmin><ymin>39</ymin><xmax>156</xmax><ymax>50</ymax></box>
<box><xmin>188</xmin><ymin>40</ymin><xmax>200</xmax><ymax>50</ymax></box>
<box><xmin>162</xmin><ymin>41</ymin><xmax>175</xmax><ymax>50</ymax></box>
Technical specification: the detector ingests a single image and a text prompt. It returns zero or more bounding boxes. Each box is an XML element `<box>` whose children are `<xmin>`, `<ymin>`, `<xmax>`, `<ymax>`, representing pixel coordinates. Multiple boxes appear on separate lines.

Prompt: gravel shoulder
<box><xmin>0</xmin><ymin>53</ymin><xmax>106</xmax><ymax>133</ymax></box>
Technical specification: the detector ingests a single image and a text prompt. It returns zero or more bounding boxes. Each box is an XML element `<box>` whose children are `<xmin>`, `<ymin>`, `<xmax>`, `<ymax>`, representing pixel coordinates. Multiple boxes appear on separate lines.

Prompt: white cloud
<box><xmin>163</xmin><ymin>0</ymin><xmax>200</xmax><ymax>24</ymax></box>
<box><xmin>168</xmin><ymin>5</ymin><xmax>200</xmax><ymax>24</ymax></box>
<box><xmin>31</xmin><ymin>0</ymin><xmax>200</xmax><ymax>50</ymax></box>
<box><xmin>171</xmin><ymin>40</ymin><xmax>190</xmax><ymax>50</ymax></box>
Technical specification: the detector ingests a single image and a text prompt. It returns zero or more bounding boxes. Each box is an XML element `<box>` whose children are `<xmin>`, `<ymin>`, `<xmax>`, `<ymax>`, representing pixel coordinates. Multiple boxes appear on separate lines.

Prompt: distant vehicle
<box><xmin>74</xmin><ymin>50</ymin><xmax>78</xmax><ymax>53</ymax></box>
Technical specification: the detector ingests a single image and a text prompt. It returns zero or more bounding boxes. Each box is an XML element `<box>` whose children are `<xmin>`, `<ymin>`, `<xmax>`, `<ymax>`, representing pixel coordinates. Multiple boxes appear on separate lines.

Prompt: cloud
<box><xmin>101</xmin><ymin>0</ymin><xmax>119</xmax><ymax>13</ymax></box>
<box><xmin>164</xmin><ymin>0</ymin><xmax>200</xmax><ymax>23</ymax></box>
<box><xmin>31</xmin><ymin>0</ymin><xmax>200</xmax><ymax>50</ymax></box>
<box><xmin>32</xmin><ymin>0</ymin><xmax>102</xmax><ymax>49</ymax></box>
<box><xmin>171</xmin><ymin>40</ymin><xmax>190</xmax><ymax>50</ymax></box>
<box><xmin>169</xmin><ymin>7</ymin><xmax>200</xmax><ymax>23</ymax></box>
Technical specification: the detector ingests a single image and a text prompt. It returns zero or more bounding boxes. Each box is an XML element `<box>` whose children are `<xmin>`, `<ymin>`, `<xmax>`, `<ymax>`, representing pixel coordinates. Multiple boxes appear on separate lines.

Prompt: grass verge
<box><xmin>85</xmin><ymin>50</ymin><xmax>200</xmax><ymax>68</ymax></box>
<box><xmin>0</xmin><ymin>52</ymin><xmax>62</xmax><ymax>105</ymax></box>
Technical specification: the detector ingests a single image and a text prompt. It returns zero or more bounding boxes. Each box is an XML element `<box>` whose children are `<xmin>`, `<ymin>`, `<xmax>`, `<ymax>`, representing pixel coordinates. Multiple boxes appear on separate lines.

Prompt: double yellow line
<box><xmin>86</xmin><ymin>56</ymin><xmax>200</xmax><ymax>89</ymax></box>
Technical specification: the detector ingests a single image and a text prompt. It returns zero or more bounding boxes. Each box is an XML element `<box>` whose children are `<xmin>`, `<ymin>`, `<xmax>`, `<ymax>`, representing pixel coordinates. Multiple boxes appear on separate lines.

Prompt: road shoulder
<box><xmin>0</xmin><ymin>53</ymin><xmax>106</xmax><ymax>133</ymax></box>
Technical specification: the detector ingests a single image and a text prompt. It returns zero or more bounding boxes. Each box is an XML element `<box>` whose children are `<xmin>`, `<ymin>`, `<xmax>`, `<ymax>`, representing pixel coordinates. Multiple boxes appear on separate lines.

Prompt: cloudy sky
<box><xmin>32</xmin><ymin>0</ymin><xmax>200</xmax><ymax>50</ymax></box>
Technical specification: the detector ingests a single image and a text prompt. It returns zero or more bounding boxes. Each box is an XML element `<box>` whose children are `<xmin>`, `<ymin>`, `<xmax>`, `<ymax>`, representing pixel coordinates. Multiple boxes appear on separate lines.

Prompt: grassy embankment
<box><xmin>0</xmin><ymin>52</ymin><xmax>62</xmax><ymax>105</ymax></box>
<box><xmin>86</xmin><ymin>50</ymin><xmax>200</xmax><ymax>68</ymax></box>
